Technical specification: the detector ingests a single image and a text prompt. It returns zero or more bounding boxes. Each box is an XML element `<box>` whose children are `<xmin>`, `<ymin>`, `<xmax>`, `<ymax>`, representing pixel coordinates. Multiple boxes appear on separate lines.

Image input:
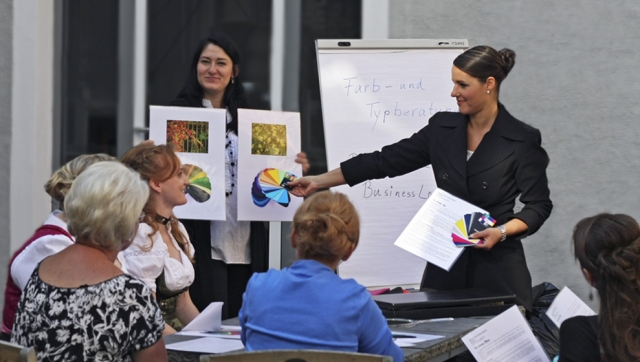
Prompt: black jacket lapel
<box><xmin>467</xmin><ymin>104</ymin><xmax>523</xmax><ymax>177</ymax></box>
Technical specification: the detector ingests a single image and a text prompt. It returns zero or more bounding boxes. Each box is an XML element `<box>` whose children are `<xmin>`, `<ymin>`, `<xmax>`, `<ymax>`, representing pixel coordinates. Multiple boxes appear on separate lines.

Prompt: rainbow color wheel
<box><xmin>252</xmin><ymin>168</ymin><xmax>298</xmax><ymax>207</ymax></box>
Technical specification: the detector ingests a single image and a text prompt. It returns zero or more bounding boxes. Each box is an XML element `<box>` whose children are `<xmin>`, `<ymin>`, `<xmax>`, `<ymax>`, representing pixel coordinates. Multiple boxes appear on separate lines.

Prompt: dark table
<box><xmin>166</xmin><ymin>316</ymin><xmax>491</xmax><ymax>362</ymax></box>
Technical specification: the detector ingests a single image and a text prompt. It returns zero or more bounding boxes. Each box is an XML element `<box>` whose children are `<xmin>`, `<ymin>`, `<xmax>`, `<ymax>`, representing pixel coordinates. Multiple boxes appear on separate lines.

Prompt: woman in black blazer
<box><xmin>290</xmin><ymin>45</ymin><xmax>552</xmax><ymax>310</ymax></box>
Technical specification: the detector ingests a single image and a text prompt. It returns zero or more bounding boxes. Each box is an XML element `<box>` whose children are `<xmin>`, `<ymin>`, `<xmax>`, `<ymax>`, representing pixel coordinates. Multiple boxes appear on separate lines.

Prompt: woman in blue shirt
<box><xmin>239</xmin><ymin>191</ymin><xmax>402</xmax><ymax>361</ymax></box>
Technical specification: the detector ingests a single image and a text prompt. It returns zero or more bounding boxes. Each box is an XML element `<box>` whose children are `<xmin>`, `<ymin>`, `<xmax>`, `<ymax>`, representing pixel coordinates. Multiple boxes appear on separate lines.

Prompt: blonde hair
<box><xmin>292</xmin><ymin>191</ymin><xmax>360</xmax><ymax>264</ymax></box>
<box><xmin>65</xmin><ymin>161</ymin><xmax>149</xmax><ymax>250</ymax></box>
<box><xmin>44</xmin><ymin>153</ymin><xmax>115</xmax><ymax>206</ymax></box>
<box><xmin>120</xmin><ymin>143</ymin><xmax>192</xmax><ymax>259</ymax></box>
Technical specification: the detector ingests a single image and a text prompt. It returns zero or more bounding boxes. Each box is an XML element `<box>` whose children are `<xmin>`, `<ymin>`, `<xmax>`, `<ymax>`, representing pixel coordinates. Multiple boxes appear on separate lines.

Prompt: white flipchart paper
<box><xmin>237</xmin><ymin>109</ymin><xmax>303</xmax><ymax>221</ymax></box>
<box><xmin>149</xmin><ymin>106</ymin><xmax>226</xmax><ymax>220</ymax></box>
<box><xmin>394</xmin><ymin>188</ymin><xmax>487</xmax><ymax>271</ymax></box>
<box><xmin>318</xmin><ymin>47</ymin><xmax>463</xmax><ymax>286</ymax></box>
<box><xmin>462</xmin><ymin>305</ymin><xmax>550</xmax><ymax>362</ymax></box>
<box><xmin>546</xmin><ymin>286</ymin><xmax>596</xmax><ymax>328</ymax></box>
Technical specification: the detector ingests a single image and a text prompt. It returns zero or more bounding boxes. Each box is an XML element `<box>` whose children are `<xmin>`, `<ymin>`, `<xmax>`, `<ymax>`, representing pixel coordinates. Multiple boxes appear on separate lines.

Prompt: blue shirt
<box><xmin>239</xmin><ymin>259</ymin><xmax>403</xmax><ymax>362</ymax></box>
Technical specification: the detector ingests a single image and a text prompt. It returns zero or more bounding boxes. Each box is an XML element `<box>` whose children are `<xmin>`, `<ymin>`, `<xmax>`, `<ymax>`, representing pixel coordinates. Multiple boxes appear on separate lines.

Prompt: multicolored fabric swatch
<box><xmin>451</xmin><ymin>212</ymin><xmax>496</xmax><ymax>247</ymax></box>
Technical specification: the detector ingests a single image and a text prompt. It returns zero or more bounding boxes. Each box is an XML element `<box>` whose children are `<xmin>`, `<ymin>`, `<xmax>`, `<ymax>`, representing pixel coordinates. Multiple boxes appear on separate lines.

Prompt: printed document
<box><xmin>546</xmin><ymin>286</ymin><xmax>596</xmax><ymax>328</ymax></box>
<box><xmin>394</xmin><ymin>188</ymin><xmax>486</xmax><ymax>270</ymax></box>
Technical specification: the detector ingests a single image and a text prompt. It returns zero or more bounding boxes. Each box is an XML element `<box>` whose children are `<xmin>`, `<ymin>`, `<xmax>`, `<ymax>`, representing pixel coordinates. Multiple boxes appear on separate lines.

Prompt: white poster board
<box><xmin>317</xmin><ymin>39</ymin><xmax>467</xmax><ymax>286</ymax></box>
<box><xmin>237</xmin><ymin>109</ymin><xmax>304</xmax><ymax>221</ymax></box>
<box><xmin>149</xmin><ymin>106</ymin><xmax>226</xmax><ymax>220</ymax></box>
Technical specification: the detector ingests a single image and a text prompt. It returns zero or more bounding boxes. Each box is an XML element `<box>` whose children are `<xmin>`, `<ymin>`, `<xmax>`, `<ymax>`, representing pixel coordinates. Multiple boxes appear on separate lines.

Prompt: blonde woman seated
<box><xmin>239</xmin><ymin>191</ymin><xmax>403</xmax><ymax>362</ymax></box>
<box><xmin>11</xmin><ymin>161</ymin><xmax>166</xmax><ymax>361</ymax></box>
<box><xmin>1</xmin><ymin>153</ymin><xmax>113</xmax><ymax>341</ymax></box>
<box><xmin>121</xmin><ymin>144</ymin><xmax>199</xmax><ymax>334</ymax></box>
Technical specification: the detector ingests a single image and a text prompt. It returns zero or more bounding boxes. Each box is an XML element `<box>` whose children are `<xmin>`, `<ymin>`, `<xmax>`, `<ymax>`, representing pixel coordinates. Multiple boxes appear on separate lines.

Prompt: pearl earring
<box><xmin>486</xmin><ymin>90</ymin><xmax>490</xmax><ymax>94</ymax></box>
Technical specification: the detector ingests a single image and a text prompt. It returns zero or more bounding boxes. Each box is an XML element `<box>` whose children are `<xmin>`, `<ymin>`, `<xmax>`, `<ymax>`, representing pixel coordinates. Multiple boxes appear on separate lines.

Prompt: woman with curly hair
<box><xmin>559</xmin><ymin>213</ymin><xmax>640</xmax><ymax>362</ymax></box>
<box><xmin>121</xmin><ymin>143</ymin><xmax>199</xmax><ymax>334</ymax></box>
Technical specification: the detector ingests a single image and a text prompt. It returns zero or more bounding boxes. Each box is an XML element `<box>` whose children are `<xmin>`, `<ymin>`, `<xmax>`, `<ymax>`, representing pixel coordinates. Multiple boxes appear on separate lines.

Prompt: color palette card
<box><xmin>252</xmin><ymin>168</ymin><xmax>298</xmax><ymax>207</ymax></box>
<box><xmin>451</xmin><ymin>212</ymin><xmax>496</xmax><ymax>247</ymax></box>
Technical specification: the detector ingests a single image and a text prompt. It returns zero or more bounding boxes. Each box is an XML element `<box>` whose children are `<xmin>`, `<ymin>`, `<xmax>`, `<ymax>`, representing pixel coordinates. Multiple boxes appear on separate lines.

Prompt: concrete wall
<box><xmin>389</xmin><ymin>0</ymin><xmax>640</xmax><ymax>309</ymax></box>
<box><xmin>0</xmin><ymin>0</ymin><xmax>13</xmax><ymax>315</ymax></box>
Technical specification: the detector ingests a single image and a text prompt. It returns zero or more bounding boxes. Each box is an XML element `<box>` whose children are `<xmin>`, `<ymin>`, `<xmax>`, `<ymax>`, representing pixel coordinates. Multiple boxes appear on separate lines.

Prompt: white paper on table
<box><xmin>179</xmin><ymin>326</ymin><xmax>242</xmax><ymax>339</ymax></box>
<box><xmin>237</xmin><ymin>109</ymin><xmax>303</xmax><ymax>221</ymax></box>
<box><xmin>181</xmin><ymin>302</ymin><xmax>223</xmax><ymax>332</ymax></box>
<box><xmin>546</xmin><ymin>286</ymin><xmax>596</xmax><ymax>328</ymax></box>
<box><xmin>166</xmin><ymin>337</ymin><xmax>245</xmax><ymax>354</ymax></box>
<box><xmin>148</xmin><ymin>105</ymin><xmax>227</xmax><ymax>220</ymax></box>
<box><xmin>394</xmin><ymin>188</ymin><xmax>487</xmax><ymax>271</ymax></box>
<box><xmin>461</xmin><ymin>305</ymin><xmax>550</xmax><ymax>362</ymax></box>
<box><xmin>392</xmin><ymin>331</ymin><xmax>443</xmax><ymax>347</ymax></box>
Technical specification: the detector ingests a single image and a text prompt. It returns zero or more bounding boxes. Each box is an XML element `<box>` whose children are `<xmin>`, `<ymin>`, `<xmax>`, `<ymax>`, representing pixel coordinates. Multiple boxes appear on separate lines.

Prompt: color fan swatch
<box><xmin>451</xmin><ymin>212</ymin><xmax>496</xmax><ymax>247</ymax></box>
<box><xmin>184</xmin><ymin>164</ymin><xmax>211</xmax><ymax>203</ymax></box>
<box><xmin>252</xmin><ymin>168</ymin><xmax>298</xmax><ymax>207</ymax></box>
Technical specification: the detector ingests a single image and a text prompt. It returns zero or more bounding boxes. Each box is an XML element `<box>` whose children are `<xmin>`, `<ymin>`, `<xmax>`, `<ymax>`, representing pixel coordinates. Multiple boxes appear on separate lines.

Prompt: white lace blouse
<box><xmin>121</xmin><ymin>222</ymin><xmax>195</xmax><ymax>293</ymax></box>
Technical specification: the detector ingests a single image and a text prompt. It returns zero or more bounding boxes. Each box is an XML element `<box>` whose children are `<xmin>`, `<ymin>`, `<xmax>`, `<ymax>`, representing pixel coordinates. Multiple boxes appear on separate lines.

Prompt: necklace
<box><xmin>225</xmin><ymin>132</ymin><xmax>237</xmax><ymax>197</ymax></box>
<box><xmin>155</xmin><ymin>214</ymin><xmax>171</xmax><ymax>226</ymax></box>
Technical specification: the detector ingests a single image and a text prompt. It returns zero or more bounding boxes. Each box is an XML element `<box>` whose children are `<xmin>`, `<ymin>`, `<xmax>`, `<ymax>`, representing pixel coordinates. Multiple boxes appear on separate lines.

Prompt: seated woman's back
<box><xmin>11</xmin><ymin>162</ymin><xmax>166</xmax><ymax>362</ymax></box>
<box><xmin>239</xmin><ymin>191</ymin><xmax>403</xmax><ymax>362</ymax></box>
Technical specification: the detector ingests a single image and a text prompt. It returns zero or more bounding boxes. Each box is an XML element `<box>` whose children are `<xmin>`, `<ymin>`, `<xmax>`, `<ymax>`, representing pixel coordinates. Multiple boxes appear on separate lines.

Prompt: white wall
<box><xmin>389</xmin><ymin>0</ymin><xmax>640</xmax><ymax>309</ymax></box>
<box><xmin>10</xmin><ymin>0</ymin><xmax>54</xmax><ymax>255</ymax></box>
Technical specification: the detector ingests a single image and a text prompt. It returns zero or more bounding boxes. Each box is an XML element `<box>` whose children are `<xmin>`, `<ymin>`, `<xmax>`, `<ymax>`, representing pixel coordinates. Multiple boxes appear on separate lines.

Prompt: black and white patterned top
<box><xmin>11</xmin><ymin>266</ymin><xmax>164</xmax><ymax>362</ymax></box>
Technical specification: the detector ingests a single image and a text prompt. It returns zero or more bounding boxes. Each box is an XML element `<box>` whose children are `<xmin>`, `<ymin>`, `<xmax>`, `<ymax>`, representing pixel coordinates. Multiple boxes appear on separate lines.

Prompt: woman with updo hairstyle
<box><xmin>120</xmin><ymin>143</ymin><xmax>199</xmax><ymax>334</ymax></box>
<box><xmin>558</xmin><ymin>213</ymin><xmax>640</xmax><ymax>362</ymax></box>
<box><xmin>239</xmin><ymin>191</ymin><xmax>403</xmax><ymax>362</ymax></box>
<box><xmin>11</xmin><ymin>161</ymin><xmax>167</xmax><ymax>361</ymax></box>
<box><xmin>290</xmin><ymin>45</ymin><xmax>552</xmax><ymax>311</ymax></box>
<box><xmin>1</xmin><ymin>153</ymin><xmax>113</xmax><ymax>341</ymax></box>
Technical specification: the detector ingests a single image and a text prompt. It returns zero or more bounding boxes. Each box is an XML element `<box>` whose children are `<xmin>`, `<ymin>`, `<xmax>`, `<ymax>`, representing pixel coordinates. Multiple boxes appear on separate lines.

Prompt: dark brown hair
<box><xmin>121</xmin><ymin>143</ymin><xmax>192</xmax><ymax>259</ymax></box>
<box><xmin>292</xmin><ymin>191</ymin><xmax>360</xmax><ymax>265</ymax></box>
<box><xmin>572</xmin><ymin>213</ymin><xmax>640</xmax><ymax>361</ymax></box>
<box><xmin>453</xmin><ymin>45</ymin><xmax>516</xmax><ymax>94</ymax></box>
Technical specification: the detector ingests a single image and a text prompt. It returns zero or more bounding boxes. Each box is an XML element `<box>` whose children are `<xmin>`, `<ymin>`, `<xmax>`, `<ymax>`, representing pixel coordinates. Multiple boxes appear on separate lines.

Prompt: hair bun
<box><xmin>498</xmin><ymin>48</ymin><xmax>516</xmax><ymax>75</ymax></box>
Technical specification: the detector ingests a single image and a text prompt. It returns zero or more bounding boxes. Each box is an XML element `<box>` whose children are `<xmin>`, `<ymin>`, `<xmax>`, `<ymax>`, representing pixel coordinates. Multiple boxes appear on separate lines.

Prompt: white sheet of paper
<box><xmin>546</xmin><ymin>286</ymin><xmax>596</xmax><ymax>328</ymax></box>
<box><xmin>237</xmin><ymin>109</ymin><xmax>303</xmax><ymax>221</ymax></box>
<box><xmin>166</xmin><ymin>337</ymin><xmax>245</xmax><ymax>354</ymax></box>
<box><xmin>394</xmin><ymin>188</ymin><xmax>487</xmax><ymax>271</ymax></box>
<box><xmin>178</xmin><ymin>326</ymin><xmax>242</xmax><ymax>339</ymax></box>
<box><xmin>462</xmin><ymin>306</ymin><xmax>550</xmax><ymax>362</ymax></box>
<box><xmin>181</xmin><ymin>302</ymin><xmax>223</xmax><ymax>332</ymax></box>
<box><xmin>148</xmin><ymin>105</ymin><xmax>227</xmax><ymax>220</ymax></box>
<box><xmin>318</xmin><ymin>47</ymin><xmax>462</xmax><ymax>287</ymax></box>
<box><xmin>392</xmin><ymin>331</ymin><xmax>443</xmax><ymax>347</ymax></box>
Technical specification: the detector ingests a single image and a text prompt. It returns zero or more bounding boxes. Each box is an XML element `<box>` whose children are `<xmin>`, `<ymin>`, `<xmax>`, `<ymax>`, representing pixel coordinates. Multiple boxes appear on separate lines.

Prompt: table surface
<box><xmin>166</xmin><ymin>316</ymin><xmax>491</xmax><ymax>362</ymax></box>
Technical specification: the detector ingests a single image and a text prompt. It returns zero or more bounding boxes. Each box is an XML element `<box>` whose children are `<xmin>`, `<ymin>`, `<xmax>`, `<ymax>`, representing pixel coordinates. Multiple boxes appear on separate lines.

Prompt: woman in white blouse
<box><xmin>121</xmin><ymin>143</ymin><xmax>199</xmax><ymax>334</ymax></box>
<box><xmin>170</xmin><ymin>33</ymin><xmax>310</xmax><ymax>319</ymax></box>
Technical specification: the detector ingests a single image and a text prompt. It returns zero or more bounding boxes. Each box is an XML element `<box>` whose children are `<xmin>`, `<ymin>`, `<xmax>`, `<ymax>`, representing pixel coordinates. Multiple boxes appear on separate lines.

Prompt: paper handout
<box><xmin>546</xmin><ymin>286</ymin><xmax>596</xmax><ymax>328</ymax></box>
<box><xmin>148</xmin><ymin>105</ymin><xmax>227</xmax><ymax>220</ymax></box>
<box><xmin>394</xmin><ymin>188</ymin><xmax>488</xmax><ymax>270</ymax></box>
<box><xmin>462</xmin><ymin>305</ymin><xmax>550</xmax><ymax>362</ymax></box>
<box><xmin>181</xmin><ymin>302</ymin><xmax>223</xmax><ymax>333</ymax></box>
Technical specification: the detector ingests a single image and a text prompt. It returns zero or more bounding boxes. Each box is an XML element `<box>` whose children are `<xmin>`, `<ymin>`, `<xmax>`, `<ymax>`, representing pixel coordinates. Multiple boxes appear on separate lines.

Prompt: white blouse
<box><xmin>121</xmin><ymin>222</ymin><xmax>195</xmax><ymax>293</ymax></box>
<box><xmin>202</xmin><ymin>99</ymin><xmax>251</xmax><ymax>264</ymax></box>
<box><xmin>11</xmin><ymin>211</ymin><xmax>74</xmax><ymax>290</ymax></box>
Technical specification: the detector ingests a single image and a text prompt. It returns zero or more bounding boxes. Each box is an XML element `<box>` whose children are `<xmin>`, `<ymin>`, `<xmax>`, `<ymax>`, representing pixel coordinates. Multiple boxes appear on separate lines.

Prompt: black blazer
<box><xmin>341</xmin><ymin>103</ymin><xmax>552</xmax><ymax>236</ymax></box>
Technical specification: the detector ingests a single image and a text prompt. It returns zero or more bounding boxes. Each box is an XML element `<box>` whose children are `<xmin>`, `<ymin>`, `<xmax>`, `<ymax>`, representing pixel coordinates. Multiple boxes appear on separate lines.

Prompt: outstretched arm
<box><xmin>288</xmin><ymin>168</ymin><xmax>346</xmax><ymax>197</ymax></box>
